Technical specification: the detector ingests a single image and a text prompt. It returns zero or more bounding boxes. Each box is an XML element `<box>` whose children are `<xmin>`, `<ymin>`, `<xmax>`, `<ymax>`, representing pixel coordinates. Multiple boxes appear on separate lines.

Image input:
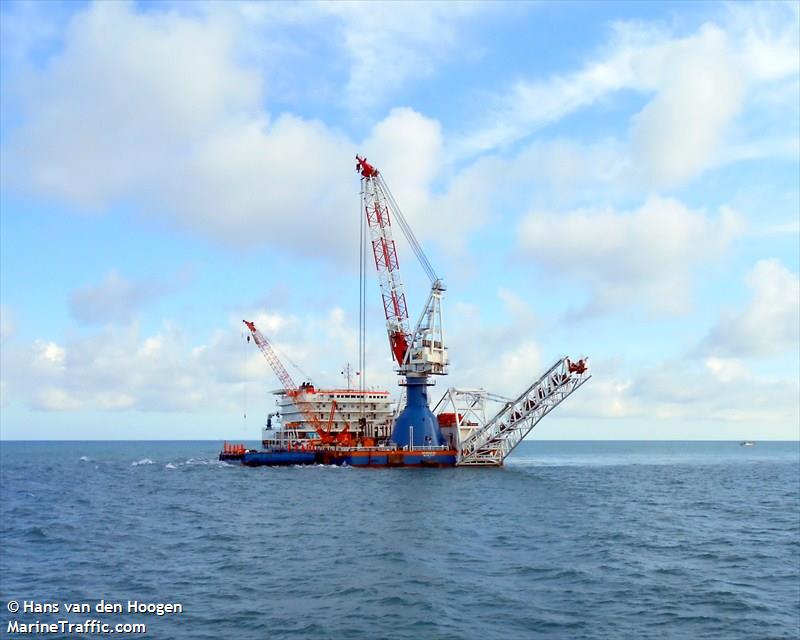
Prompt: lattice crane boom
<box><xmin>357</xmin><ymin>156</ymin><xmax>411</xmax><ymax>366</ymax></box>
<box><xmin>456</xmin><ymin>357</ymin><xmax>591</xmax><ymax>466</ymax></box>
<box><xmin>243</xmin><ymin>319</ymin><xmax>341</xmax><ymax>444</ymax></box>
<box><xmin>356</xmin><ymin>155</ymin><xmax>447</xmax><ymax>376</ymax></box>
<box><xmin>243</xmin><ymin>320</ymin><xmax>297</xmax><ymax>392</ymax></box>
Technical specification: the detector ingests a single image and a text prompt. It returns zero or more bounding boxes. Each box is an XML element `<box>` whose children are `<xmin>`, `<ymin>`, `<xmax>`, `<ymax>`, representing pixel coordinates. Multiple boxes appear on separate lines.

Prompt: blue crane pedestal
<box><xmin>391</xmin><ymin>376</ymin><xmax>446</xmax><ymax>448</ymax></box>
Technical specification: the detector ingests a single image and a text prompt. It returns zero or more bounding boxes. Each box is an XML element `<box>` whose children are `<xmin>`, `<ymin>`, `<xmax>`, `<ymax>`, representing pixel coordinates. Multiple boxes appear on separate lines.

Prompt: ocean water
<box><xmin>1</xmin><ymin>440</ymin><xmax>798</xmax><ymax>639</ymax></box>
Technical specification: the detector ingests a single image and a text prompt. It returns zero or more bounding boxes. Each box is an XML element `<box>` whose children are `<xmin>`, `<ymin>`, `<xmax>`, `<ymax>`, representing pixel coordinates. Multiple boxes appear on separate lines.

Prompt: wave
<box><xmin>131</xmin><ymin>458</ymin><xmax>154</xmax><ymax>466</ymax></box>
<box><xmin>304</xmin><ymin>463</ymin><xmax>352</xmax><ymax>470</ymax></box>
<box><xmin>163</xmin><ymin>458</ymin><xmax>234</xmax><ymax>470</ymax></box>
<box><xmin>24</xmin><ymin>525</ymin><xmax>47</xmax><ymax>540</ymax></box>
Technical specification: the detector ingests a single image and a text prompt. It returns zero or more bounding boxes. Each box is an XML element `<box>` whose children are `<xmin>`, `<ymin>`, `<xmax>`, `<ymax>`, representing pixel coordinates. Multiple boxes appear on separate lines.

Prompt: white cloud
<box><xmin>700</xmin><ymin>259</ymin><xmax>800</xmax><ymax>357</ymax></box>
<box><xmin>33</xmin><ymin>387</ymin><xmax>83</xmax><ymax>412</ymax></box>
<box><xmin>516</xmin><ymin>196</ymin><xmax>742</xmax><ymax>315</ymax></box>
<box><xmin>443</xmin><ymin>289</ymin><xmax>544</xmax><ymax>398</ymax></box>
<box><xmin>455</xmin><ymin>4</ymin><xmax>799</xmax><ymax>188</ymax></box>
<box><xmin>629</xmin><ymin>23</ymin><xmax>745</xmax><ymax>188</ymax></box>
<box><xmin>1</xmin><ymin>2</ymin><xmax>355</xmax><ymax>256</ymax></box>
<box><xmin>163</xmin><ymin>113</ymin><xmax>358</xmax><ymax>255</ymax></box>
<box><xmin>628</xmin><ymin>358</ymin><xmax>799</xmax><ymax>424</ymax></box>
<box><xmin>4</xmin><ymin>322</ymin><xmax>246</xmax><ymax>413</ymax></box>
<box><xmin>1</xmin><ymin>2</ymin><xmax>486</xmax><ymax>261</ymax></box>
<box><xmin>198</xmin><ymin>0</ymin><xmax>488</xmax><ymax>110</ymax></box>
<box><xmin>455</xmin><ymin>29</ymin><xmax>641</xmax><ymax>157</ymax></box>
<box><xmin>704</xmin><ymin>357</ymin><xmax>749</xmax><ymax>384</ymax></box>
<box><xmin>498</xmin><ymin>287</ymin><xmax>532</xmax><ymax>319</ymax></box>
<box><xmin>727</xmin><ymin>1</ymin><xmax>800</xmax><ymax>82</ymax></box>
<box><xmin>362</xmin><ymin>107</ymin><xmax>444</xmax><ymax>217</ymax></box>
<box><xmin>0</xmin><ymin>291</ymin><xmax>545</xmax><ymax>418</ymax></box>
<box><xmin>3</xmin><ymin>1</ymin><xmax>262</xmax><ymax>208</ymax></box>
<box><xmin>5</xmin><ymin>1</ymin><xmax>792</xmax><ymax>270</ymax></box>
<box><xmin>358</xmin><ymin>108</ymin><xmax>490</xmax><ymax>255</ymax></box>
<box><xmin>322</xmin><ymin>1</ymin><xmax>485</xmax><ymax>109</ymax></box>
<box><xmin>0</xmin><ymin>304</ymin><xmax>401</xmax><ymax>415</ymax></box>
<box><xmin>69</xmin><ymin>271</ymin><xmax>181</xmax><ymax>324</ymax></box>
<box><xmin>434</xmin><ymin>137</ymin><xmax>635</xmax><ymax>225</ymax></box>
<box><xmin>561</xmin><ymin>356</ymin><xmax>799</xmax><ymax>427</ymax></box>
<box><xmin>36</xmin><ymin>340</ymin><xmax>65</xmax><ymax>367</ymax></box>
<box><xmin>3</xmin><ymin>290</ymin><xmax>797</xmax><ymax>437</ymax></box>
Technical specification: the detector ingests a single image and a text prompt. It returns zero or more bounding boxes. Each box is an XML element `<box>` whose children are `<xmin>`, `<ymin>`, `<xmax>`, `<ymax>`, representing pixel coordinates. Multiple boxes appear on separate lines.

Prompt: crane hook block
<box><xmin>356</xmin><ymin>155</ymin><xmax>378</xmax><ymax>178</ymax></box>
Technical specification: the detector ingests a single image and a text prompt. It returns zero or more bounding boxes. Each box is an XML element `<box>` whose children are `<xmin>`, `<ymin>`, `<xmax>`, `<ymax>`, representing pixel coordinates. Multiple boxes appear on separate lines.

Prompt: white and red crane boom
<box><xmin>243</xmin><ymin>320</ymin><xmax>297</xmax><ymax>393</ymax></box>
<box><xmin>242</xmin><ymin>319</ymin><xmax>345</xmax><ymax>444</ymax></box>
<box><xmin>356</xmin><ymin>156</ymin><xmax>411</xmax><ymax>365</ymax></box>
<box><xmin>356</xmin><ymin>155</ymin><xmax>446</xmax><ymax>376</ymax></box>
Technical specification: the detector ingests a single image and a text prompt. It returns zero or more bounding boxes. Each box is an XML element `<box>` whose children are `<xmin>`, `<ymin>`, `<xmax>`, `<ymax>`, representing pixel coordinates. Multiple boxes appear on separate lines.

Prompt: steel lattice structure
<box><xmin>457</xmin><ymin>358</ymin><xmax>591</xmax><ymax>466</ymax></box>
<box><xmin>357</xmin><ymin>155</ymin><xmax>448</xmax><ymax>379</ymax></box>
<box><xmin>358</xmin><ymin>157</ymin><xmax>412</xmax><ymax>367</ymax></box>
<box><xmin>243</xmin><ymin>319</ymin><xmax>336</xmax><ymax>443</ymax></box>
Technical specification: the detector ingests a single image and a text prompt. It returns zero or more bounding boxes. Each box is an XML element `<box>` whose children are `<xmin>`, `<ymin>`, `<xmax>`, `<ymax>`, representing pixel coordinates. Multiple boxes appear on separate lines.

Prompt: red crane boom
<box><xmin>356</xmin><ymin>155</ymin><xmax>411</xmax><ymax>365</ymax></box>
<box><xmin>242</xmin><ymin>319</ymin><xmax>348</xmax><ymax>445</ymax></box>
<box><xmin>356</xmin><ymin>155</ymin><xmax>446</xmax><ymax>377</ymax></box>
<box><xmin>243</xmin><ymin>320</ymin><xmax>296</xmax><ymax>393</ymax></box>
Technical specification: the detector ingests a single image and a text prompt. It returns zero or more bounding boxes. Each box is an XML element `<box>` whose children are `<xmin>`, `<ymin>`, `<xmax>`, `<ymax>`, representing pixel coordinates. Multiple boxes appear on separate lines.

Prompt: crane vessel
<box><xmin>220</xmin><ymin>156</ymin><xmax>590</xmax><ymax>467</ymax></box>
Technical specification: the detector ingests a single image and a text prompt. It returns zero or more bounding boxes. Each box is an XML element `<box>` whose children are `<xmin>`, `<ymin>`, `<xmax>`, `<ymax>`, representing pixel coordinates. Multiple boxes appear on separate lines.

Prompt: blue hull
<box><xmin>337</xmin><ymin>451</ymin><xmax>457</xmax><ymax>467</ymax></box>
<box><xmin>241</xmin><ymin>451</ymin><xmax>317</xmax><ymax>466</ymax></box>
<box><xmin>229</xmin><ymin>447</ymin><xmax>457</xmax><ymax>468</ymax></box>
<box><xmin>254</xmin><ymin>450</ymin><xmax>456</xmax><ymax>467</ymax></box>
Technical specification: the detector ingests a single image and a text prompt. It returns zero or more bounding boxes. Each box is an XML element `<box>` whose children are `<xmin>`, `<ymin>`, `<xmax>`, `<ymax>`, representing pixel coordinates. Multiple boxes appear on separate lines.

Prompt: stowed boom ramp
<box><xmin>455</xmin><ymin>357</ymin><xmax>590</xmax><ymax>466</ymax></box>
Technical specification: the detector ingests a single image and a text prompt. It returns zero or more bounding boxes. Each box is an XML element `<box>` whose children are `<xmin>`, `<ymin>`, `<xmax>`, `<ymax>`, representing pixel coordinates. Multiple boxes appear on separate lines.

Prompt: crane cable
<box><xmin>358</xmin><ymin>182</ymin><xmax>367</xmax><ymax>423</ymax></box>
<box><xmin>270</xmin><ymin>341</ymin><xmax>313</xmax><ymax>385</ymax></box>
<box><xmin>377</xmin><ymin>174</ymin><xmax>438</xmax><ymax>284</ymax></box>
<box><xmin>242</xmin><ymin>328</ymin><xmax>248</xmax><ymax>424</ymax></box>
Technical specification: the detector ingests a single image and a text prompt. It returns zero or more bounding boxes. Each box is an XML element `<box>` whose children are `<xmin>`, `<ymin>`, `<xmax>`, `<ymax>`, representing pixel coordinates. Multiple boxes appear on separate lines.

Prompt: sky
<box><xmin>0</xmin><ymin>0</ymin><xmax>798</xmax><ymax>441</ymax></box>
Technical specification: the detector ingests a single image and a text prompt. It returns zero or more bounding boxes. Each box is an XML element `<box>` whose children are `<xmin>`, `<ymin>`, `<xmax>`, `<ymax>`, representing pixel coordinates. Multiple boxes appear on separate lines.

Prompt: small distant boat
<box><xmin>740</xmin><ymin>441</ymin><xmax>755</xmax><ymax>447</ymax></box>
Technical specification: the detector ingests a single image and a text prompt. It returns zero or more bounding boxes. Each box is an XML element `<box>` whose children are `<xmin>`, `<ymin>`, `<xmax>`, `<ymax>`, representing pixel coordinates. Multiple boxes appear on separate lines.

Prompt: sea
<box><xmin>1</xmin><ymin>440</ymin><xmax>798</xmax><ymax>639</ymax></box>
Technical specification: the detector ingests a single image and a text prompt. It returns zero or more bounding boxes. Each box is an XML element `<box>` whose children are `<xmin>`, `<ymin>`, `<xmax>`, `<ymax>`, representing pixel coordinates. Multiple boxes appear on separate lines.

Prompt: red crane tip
<box><xmin>356</xmin><ymin>155</ymin><xmax>378</xmax><ymax>178</ymax></box>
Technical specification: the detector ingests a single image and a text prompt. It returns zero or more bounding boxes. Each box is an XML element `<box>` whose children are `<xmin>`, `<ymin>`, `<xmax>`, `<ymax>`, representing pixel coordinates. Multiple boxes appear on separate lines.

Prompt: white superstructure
<box><xmin>262</xmin><ymin>383</ymin><xmax>395</xmax><ymax>446</ymax></box>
